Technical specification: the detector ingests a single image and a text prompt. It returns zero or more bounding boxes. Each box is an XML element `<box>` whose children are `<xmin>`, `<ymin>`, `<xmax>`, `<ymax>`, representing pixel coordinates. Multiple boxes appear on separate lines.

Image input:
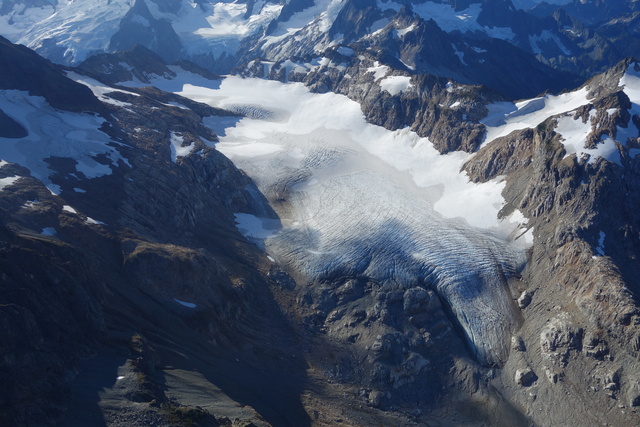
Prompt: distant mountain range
<box><xmin>1</xmin><ymin>0</ymin><xmax>638</xmax><ymax>97</ymax></box>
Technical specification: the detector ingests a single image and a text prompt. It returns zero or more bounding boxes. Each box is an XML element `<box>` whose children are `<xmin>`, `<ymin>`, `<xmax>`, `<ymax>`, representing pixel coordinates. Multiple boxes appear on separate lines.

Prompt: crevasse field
<box><xmin>62</xmin><ymin>65</ymin><xmax>640</xmax><ymax>364</ymax></box>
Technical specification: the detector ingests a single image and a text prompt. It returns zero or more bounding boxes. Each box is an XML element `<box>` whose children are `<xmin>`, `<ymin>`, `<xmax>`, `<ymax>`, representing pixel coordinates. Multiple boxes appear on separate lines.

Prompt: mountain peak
<box><xmin>0</xmin><ymin>36</ymin><xmax>103</xmax><ymax>113</ymax></box>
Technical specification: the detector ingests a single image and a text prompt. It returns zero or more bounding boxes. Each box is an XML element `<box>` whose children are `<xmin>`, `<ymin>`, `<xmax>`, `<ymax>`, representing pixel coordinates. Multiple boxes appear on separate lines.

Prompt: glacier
<box><xmin>114</xmin><ymin>73</ymin><xmax>531</xmax><ymax>365</ymax></box>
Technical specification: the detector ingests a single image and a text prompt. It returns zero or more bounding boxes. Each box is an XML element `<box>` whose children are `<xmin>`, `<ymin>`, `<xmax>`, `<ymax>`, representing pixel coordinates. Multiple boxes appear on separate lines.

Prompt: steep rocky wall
<box><xmin>463</xmin><ymin>87</ymin><xmax>640</xmax><ymax>425</ymax></box>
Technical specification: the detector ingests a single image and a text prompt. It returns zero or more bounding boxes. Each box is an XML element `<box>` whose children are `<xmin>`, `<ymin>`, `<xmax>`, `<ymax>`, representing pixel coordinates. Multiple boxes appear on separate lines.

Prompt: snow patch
<box><xmin>452</xmin><ymin>44</ymin><xmax>467</xmax><ymax>66</ymax></box>
<box><xmin>174</xmin><ymin>298</ymin><xmax>197</xmax><ymax>309</ymax></box>
<box><xmin>62</xmin><ymin>205</ymin><xmax>77</xmax><ymax>214</ymax></box>
<box><xmin>397</xmin><ymin>24</ymin><xmax>416</xmax><ymax>37</ymax></box>
<box><xmin>482</xmin><ymin>87</ymin><xmax>591</xmax><ymax>146</ymax></box>
<box><xmin>556</xmin><ymin>116</ymin><xmax>620</xmax><ymax>164</ymax></box>
<box><xmin>336</xmin><ymin>46</ymin><xmax>355</xmax><ymax>56</ymax></box>
<box><xmin>169</xmin><ymin>132</ymin><xmax>194</xmax><ymax>162</ymax></box>
<box><xmin>529</xmin><ymin>30</ymin><xmax>571</xmax><ymax>55</ymax></box>
<box><xmin>0</xmin><ymin>176</ymin><xmax>19</xmax><ymax>191</ymax></box>
<box><xmin>234</xmin><ymin>213</ymin><xmax>281</xmax><ymax>240</ymax></box>
<box><xmin>595</xmin><ymin>231</ymin><xmax>606</xmax><ymax>256</ymax></box>
<box><xmin>410</xmin><ymin>2</ymin><xmax>515</xmax><ymax>41</ymax></box>
<box><xmin>512</xmin><ymin>0</ymin><xmax>572</xmax><ymax>10</ymax></box>
<box><xmin>504</xmin><ymin>209</ymin><xmax>533</xmax><ymax>246</ymax></box>
<box><xmin>621</xmin><ymin>65</ymin><xmax>640</xmax><ymax>104</ymax></box>
<box><xmin>398</xmin><ymin>57</ymin><xmax>415</xmax><ymax>71</ymax></box>
<box><xmin>85</xmin><ymin>217</ymin><xmax>106</xmax><ymax>225</ymax></box>
<box><xmin>367</xmin><ymin>61</ymin><xmax>390</xmax><ymax>81</ymax></box>
<box><xmin>379</xmin><ymin>76</ymin><xmax>413</xmax><ymax>96</ymax></box>
<box><xmin>0</xmin><ymin>90</ymin><xmax>125</xmax><ymax>191</ymax></box>
<box><xmin>131</xmin><ymin>14</ymin><xmax>150</xmax><ymax>27</ymax></box>
<box><xmin>377</xmin><ymin>0</ymin><xmax>403</xmax><ymax>12</ymax></box>
<box><xmin>119</xmin><ymin>65</ymin><xmax>222</xmax><ymax>93</ymax></box>
<box><xmin>216</xmin><ymin>142</ymin><xmax>283</xmax><ymax>158</ymax></box>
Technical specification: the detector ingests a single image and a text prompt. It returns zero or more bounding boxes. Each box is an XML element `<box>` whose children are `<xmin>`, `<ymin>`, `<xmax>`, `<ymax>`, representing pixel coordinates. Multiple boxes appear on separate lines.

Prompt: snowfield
<box><xmin>0</xmin><ymin>90</ymin><xmax>126</xmax><ymax>194</ymax></box>
<box><xmin>481</xmin><ymin>87</ymin><xmax>591</xmax><ymax>145</ymax></box>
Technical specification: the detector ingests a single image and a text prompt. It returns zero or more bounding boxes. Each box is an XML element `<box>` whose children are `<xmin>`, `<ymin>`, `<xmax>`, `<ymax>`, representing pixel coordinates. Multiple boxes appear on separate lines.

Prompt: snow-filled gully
<box><xmin>143</xmin><ymin>75</ymin><xmax>530</xmax><ymax>366</ymax></box>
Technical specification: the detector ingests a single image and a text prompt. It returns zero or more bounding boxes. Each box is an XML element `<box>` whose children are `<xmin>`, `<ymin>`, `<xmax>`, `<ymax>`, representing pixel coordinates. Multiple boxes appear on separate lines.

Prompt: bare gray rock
<box><xmin>515</xmin><ymin>367</ymin><xmax>537</xmax><ymax>387</ymax></box>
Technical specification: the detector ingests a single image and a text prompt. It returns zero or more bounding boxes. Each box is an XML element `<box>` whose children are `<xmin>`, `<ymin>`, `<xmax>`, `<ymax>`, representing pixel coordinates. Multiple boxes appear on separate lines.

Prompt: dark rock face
<box><xmin>350</xmin><ymin>14</ymin><xmax>581</xmax><ymax>99</ymax></box>
<box><xmin>329</xmin><ymin>0</ymin><xmax>382</xmax><ymax>41</ymax></box>
<box><xmin>78</xmin><ymin>45</ymin><xmax>177</xmax><ymax>86</ymax></box>
<box><xmin>0</xmin><ymin>36</ymin><xmax>103</xmax><ymax>113</ymax></box>
<box><xmin>0</xmin><ymin>108</ymin><xmax>27</xmax><ymax>138</ymax></box>
<box><xmin>253</xmin><ymin>1</ymin><xmax>582</xmax><ymax>100</ymax></box>
<box><xmin>78</xmin><ymin>45</ymin><xmax>221</xmax><ymax>90</ymax></box>
<box><xmin>109</xmin><ymin>0</ymin><xmax>182</xmax><ymax>63</ymax></box>
<box><xmin>553</xmin><ymin>0</ymin><xmax>640</xmax><ymax>26</ymax></box>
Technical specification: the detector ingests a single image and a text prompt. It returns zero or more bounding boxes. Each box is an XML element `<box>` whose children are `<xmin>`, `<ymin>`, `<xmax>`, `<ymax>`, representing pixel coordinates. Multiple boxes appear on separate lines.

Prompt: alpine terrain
<box><xmin>1</xmin><ymin>0</ymin><xmax>640</xmax><ymax>426</ymax></box>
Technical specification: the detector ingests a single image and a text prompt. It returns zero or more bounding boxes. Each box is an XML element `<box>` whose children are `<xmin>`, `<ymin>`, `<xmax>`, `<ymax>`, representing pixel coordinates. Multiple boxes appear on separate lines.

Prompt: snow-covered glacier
<box><xmin>115</xmin><ymin>73</ymin><xmax>531</xmax><ymax>365</ymax></box>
